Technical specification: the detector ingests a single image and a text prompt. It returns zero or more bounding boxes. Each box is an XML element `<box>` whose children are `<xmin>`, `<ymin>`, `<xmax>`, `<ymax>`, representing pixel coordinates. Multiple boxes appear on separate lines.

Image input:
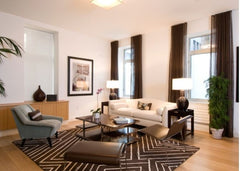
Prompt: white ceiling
<box><xmin>0</xmin><ymin>0</ymin><xmax>238</xmax><ymax>40</ymax></box>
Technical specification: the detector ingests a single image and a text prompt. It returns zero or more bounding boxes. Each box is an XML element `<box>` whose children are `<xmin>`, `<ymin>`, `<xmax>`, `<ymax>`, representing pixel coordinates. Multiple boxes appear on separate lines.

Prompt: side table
<box><xmin>168</xmin><ymin>109</ymin><xmax>194</xmax><ymax>137</ymax></box>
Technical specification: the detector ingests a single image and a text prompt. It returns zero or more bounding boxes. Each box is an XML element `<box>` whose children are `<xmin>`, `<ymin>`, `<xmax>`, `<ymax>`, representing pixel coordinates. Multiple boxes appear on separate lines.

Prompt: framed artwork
<box><xmin>68</xmin><ymin>56</ymin><xmax>93</xmax><ymax>96</ymax></box>
<box><xmin>236</xmin><ymin>46</ymin><xmax>239</xmax><ymax>103</ymax></box>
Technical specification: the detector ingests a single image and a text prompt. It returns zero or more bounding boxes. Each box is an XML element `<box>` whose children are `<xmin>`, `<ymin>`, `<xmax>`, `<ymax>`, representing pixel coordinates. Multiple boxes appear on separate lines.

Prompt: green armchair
<box><xmin>11</xmin><ymin>104</ymin><xmax>63</xmax><ymax>147</ymax></box>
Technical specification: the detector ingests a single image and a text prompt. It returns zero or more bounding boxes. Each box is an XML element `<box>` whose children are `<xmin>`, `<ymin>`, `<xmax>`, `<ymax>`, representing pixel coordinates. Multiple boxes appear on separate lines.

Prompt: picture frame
<box><xmin>236</xmin><ymin>46</ymin><xmax>239</xmax><ymax>103</ymax></box>
<box><xmin>67</xmin><ymin>56</ymin><xmax>93</xmax><ymax>96</ymax></box>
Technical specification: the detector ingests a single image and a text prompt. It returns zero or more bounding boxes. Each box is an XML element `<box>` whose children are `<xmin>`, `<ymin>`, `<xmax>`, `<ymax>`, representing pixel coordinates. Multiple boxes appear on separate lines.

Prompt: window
<box><xmin>118</xmin><ymin>46</ymin><xmax>133</xmax><ymax>98</ymax></box>
<box><xmin>187</xmin><ymin>34</ymin><xmax>214</xmax><ymax>100</ymax></box>
<box><xmin>24</xmin><ymin>28</ymin><xmax>57</xmax><ymax>100</ymax></box>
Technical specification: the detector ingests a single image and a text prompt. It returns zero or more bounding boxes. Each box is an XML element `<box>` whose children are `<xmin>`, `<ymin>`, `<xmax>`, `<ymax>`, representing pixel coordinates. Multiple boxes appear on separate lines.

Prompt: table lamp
<box><xmin>172</xmin><ymin>78</ymin><xmax>192</xmax><ymax>111</ymax></box>
<box><xmin>106</xmin><ymin>80</ymin><xmax>119</xmax><ymax>100</ymax></box>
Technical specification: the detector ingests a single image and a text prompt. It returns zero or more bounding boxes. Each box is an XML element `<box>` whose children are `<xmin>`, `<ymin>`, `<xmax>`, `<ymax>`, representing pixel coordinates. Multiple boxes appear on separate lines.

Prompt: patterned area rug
<box><xmin>13</xmin><ymin>128</ymin><xmax>199</xmax><ymax>171</ymax></box>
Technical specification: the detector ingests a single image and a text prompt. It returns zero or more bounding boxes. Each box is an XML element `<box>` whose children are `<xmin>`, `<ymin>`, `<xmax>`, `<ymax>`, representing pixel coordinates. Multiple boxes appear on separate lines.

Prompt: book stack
<box><xmin>114</xmin><ymin>117</ymin><xmax>129</xmax><ymax>124</ymax></box>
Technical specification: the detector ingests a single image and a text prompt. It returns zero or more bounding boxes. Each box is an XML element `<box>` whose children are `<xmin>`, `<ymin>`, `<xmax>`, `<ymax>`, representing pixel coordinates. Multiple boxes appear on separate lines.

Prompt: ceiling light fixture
<box><xmin>91</xmin><ymin>0</ymin><xmax>122</xmax><ymax>9</ymax></box>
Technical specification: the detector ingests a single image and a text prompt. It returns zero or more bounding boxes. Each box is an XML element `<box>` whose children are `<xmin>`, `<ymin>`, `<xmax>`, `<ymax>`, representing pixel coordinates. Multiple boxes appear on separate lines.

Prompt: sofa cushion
<box><xmin>110</xmin><ymin>103</ymin><xmax>128</xmax><ymax>110</ymax></box>
<box><xmin>132</xmin><ymin>109</ymin><xmax>162</xmax><ymax>122</ymax></box>
<box><xmin>117</xmin><ymin>108</ymin><xmax>134</xmax><ymax>117</ymax></box>
<box><xmin>137</xmin><ymin>101</ymin><xmax>152</xmax><ymax>110</ymax></box>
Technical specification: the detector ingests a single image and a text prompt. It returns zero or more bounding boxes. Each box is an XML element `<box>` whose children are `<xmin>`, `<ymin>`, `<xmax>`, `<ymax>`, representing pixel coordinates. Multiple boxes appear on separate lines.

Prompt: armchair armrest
<box><xmin>20</xmin><ymin>119</ymin><xmax>61</xmax><ymax>127</ymax></box>
<box><xmin>42</xmin><ymin>115</ymin><xmax>63</xmax><ymax>123</ymax></box>
<box><xmin>162</xmin><ymin>103</ymin><xmax>177</xmax><ymax>127</ymax></box>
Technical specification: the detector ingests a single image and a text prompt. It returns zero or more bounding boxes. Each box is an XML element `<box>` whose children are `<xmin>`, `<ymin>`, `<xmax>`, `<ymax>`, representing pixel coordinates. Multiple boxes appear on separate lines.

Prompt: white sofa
<box><xmin>109</xmin><ymin>98</ymin><xmax>176</xmax><ymax>127</ymax></box>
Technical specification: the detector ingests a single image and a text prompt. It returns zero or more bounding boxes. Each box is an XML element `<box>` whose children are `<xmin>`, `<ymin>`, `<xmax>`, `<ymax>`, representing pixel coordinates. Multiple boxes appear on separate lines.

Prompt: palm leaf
<box><xmin>0</xmin><ymin>79</ymin><xmax>6</xmax><ymax>97</ymax></box>
<box><xmin>0</xmin><ymin>36</ymin><xmax>23</xmax><ymax>96</ymax></box>
<box><xmin>0</xmin><ymin>36</ymin><xmax>23</xmax><ymax>62</ymax></box>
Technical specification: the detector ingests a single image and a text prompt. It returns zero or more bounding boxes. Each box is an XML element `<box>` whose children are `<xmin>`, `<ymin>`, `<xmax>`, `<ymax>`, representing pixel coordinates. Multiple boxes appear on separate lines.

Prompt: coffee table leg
<box><xmin>83</xmin><ymin>120</ymin><xmax>85</xmax><ymax>138</ymax></box>
<box><xmin>127</xmin><ymin>127</ymin><xmax>130</xmax><ymax>143</ymax></box>
<box><xmin>101</xmin><ymin>126</ymin><xmax>103</xmax><ymax>141</ymax></box>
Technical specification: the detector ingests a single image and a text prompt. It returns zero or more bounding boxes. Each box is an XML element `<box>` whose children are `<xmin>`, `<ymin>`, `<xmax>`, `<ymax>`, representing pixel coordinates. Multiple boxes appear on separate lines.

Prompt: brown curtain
<box><xmin>110</xmin><ymin>41</ymin><xmax>119</xmax><ymax>96</ymax></box>
<box><xmin>168</xmin><ymin>23</ymin><xmax>187</xmax><ymax>102</ymax></box>
<box><xmin>130</xmin><ymin>35</ymin><xmax>143</xmax><ymax>99</ymax></box>
<box><xmin>211</xmin><ymin>11</ymin><xmax>234</xmax><ymax>137</ymax></box>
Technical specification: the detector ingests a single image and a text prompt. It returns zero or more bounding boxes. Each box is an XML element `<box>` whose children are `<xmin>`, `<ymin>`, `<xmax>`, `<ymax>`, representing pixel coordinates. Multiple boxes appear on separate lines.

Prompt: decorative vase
<box><xmin>211</xmin><ymin>128</ymin><xmax>224</xmax><ymax>139</ymax></box>
<box><xmin>33</xmin><ymin>85</ymin><xmax>46</xmax><ymax>102</ymax></box>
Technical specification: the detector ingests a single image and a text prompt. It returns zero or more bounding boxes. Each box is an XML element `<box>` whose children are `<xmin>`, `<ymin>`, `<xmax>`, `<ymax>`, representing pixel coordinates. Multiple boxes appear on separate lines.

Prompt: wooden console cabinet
<box><xmin>0</xmin><ymin>100</ymin><xmax>69</xmax><ymax>131</ymax></box>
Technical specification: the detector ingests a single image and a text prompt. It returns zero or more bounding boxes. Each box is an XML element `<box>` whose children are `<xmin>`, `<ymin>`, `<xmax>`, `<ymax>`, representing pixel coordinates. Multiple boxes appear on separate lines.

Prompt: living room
<box><xmin>0</xmin><ymin>0</ymin><xmax>239</xmax><ymax>170</ymax></box>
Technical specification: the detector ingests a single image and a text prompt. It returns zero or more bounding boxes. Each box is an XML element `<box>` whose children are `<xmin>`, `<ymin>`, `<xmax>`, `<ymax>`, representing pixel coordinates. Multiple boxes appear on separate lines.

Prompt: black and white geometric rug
<box><xmin>13</xmin><ymin>128</ymin><xmax>199</xmax><ymax>171</ymax></box>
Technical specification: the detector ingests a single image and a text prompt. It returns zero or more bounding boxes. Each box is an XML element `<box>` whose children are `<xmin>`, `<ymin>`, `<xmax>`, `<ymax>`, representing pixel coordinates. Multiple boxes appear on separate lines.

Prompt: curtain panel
<box><xmin>110</xmin><ymin>41</ymin><xmax>119</xmax><ymax>96</ymax></box>
<box><xmin>168</xmin><ymin>23</ymin><xmax>187</xmax><ymax>103</ymax></box>
<box><xmin>131</xmin><ymin>35</ymin><xmax>143</xmax><ymax>99</ymax></box>
<box><xmin>211</xmin><ymin>11</ymin><xmax>234</xmax><ymax>137</ymax></box>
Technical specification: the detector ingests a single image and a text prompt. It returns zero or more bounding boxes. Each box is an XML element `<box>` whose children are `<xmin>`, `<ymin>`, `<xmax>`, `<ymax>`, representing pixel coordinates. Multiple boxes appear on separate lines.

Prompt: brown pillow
<box><xmin>137</xmin><ymin>101</ymin><xmax>152</xmax><ymax>110</ymax></box>
<box><xmin>28</xmin><ymin>110</ymin><xmax>43</xmax><ymax>121</ymax></box>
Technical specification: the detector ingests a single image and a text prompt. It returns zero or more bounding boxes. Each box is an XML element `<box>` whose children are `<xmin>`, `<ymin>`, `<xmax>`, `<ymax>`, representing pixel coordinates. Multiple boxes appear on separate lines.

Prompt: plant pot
<box><xmin>93</xmin><ymin>112</ymin><xmax>100</xmax><ymax>119</ymax></box>
<box><xmin>211</xmin><ymin>128</ymin><xmax>224</xmax><ymax>139</ymax></box>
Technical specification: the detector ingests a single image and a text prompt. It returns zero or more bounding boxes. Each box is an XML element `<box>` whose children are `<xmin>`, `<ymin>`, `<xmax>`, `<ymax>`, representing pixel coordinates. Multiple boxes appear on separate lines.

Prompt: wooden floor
<box><xmin>0</xmin><ymin>120</ymin><xmax>238</xmax><ymax>171</ymax></box>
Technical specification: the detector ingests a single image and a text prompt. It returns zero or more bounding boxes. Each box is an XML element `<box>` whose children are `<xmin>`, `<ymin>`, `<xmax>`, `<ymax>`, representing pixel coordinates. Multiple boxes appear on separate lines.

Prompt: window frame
<box><xmin>122</xmin><ymin>47</ymin><xmax>132</xmax><ymax>97</ymax></box>
<box><xmin>186</xmin><ymin>33</ymin><xmax>212</xmax><ymax>102</ymax></box>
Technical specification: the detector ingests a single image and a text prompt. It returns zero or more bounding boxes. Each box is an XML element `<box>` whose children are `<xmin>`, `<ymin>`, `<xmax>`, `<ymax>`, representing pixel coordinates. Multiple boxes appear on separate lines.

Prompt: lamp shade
<box><xmin>172</xmin><ymin>78</ymin><xmax>192</xmax><ymax>90</ymax></box>
<box><xmin>106</xmin><ymin>80</ymin><xmax>119</xmax><ymax>89</ymax></box>
<box><xmin>91</xmin><ymin>0</ymin><xmax>122</xmax><ymax>9</ymax></box>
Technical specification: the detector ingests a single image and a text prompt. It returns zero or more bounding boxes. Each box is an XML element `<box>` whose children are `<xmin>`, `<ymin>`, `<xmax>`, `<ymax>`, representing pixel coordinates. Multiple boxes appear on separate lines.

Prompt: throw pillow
<box><xmin>137</xmin><ymin>101</ymin><xmax>152</xmax><ymax>110</ymax></box>
<box><xmin>28</xmin><ymin>110</ymin><xmax>43</xmax><ymax>121</ymax></box>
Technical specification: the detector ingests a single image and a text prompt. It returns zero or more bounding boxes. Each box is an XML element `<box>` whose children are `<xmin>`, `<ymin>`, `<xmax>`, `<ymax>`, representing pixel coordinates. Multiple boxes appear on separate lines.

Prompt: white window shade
<box><xmin>172</xmin><ymin>78</ymin><xmax>192</xmax><ymax>90</ymax></box>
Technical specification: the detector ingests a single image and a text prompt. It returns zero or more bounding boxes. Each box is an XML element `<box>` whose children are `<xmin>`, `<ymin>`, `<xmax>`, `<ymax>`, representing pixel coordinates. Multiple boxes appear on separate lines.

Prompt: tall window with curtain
<box><xmin>211</xmin><ymin>11</ymin><xmax>234</xmax><ymax>137</ymax></box>
<box><xmin>110</xmin><ymin>41</ymin><xmax>119</xmax><ymax>97</ymax></box>
<box><xmin>113</xmin><ymin>35</ymin><xmax>143</xmax><ymax>99</ymax></box>
<box><xmin>168</xmin><ymin>23</ymin><xmax>187</xmax><ymax>103</ymax></box>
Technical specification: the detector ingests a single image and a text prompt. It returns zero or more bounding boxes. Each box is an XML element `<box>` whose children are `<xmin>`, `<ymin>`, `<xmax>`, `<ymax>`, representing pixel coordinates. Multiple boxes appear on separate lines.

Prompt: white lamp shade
<box><xmin>172</xmin><ymin>78</ymin><xmax>192</xmax><ymax>90</ymax></box>
<box><xmin>91</xmin><ymin>0</ymin><xmax>122</xmax><ymax>9</ymax></box>
<box><xmin>106</xmin><ymin>80</ymin><xmax>119</xmax><ymax>88</ymax></box>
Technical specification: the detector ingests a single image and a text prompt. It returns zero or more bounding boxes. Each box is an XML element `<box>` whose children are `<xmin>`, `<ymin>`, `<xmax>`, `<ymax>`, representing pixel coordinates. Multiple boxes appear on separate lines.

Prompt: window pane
<box><xmin>118</xmin><ymin>46</ymin><xmax>132</xmax><ymax>98</ymax></box>
<box><xmin>190</xmin><ymin>53</ymin><xmax>210</xmax><ymax>99</ymax></box>
<box><xmin>190</xmin><ymin>35</ymin><xmax>210</xmax><ymax>51</ymax></box>
<box><xmin>124</xmin><ymin>62</ymin><xmax>131</xmax><ymax>96</ymax></box>
<box><xmin>124</xmin><ymin>48</ymin><xmax>131</xmax><ymax>60</ymax></box>
<box><xmin>24</xmin><ymin>28</ymin><xmax>56</xmax><ymax>100</ymax></box>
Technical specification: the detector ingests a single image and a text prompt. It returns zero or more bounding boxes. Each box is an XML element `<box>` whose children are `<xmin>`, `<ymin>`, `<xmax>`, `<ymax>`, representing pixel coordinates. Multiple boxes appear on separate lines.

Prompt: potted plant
<box><xmin>206</xmin><ymin>74</ymin><xmax>229</xmax><ymax>139</ymax></box>
<box><xmin>91</xmin><ymin>88</ymin><xmax>103</xmax><ymax>118</ymax></box>
<box><xmin>0</xmin><ymin>36</ymin><xmax>23</xmax><ymax>96</ymax></box>
<box><xmin>90</xmin><ymin>108</ymin><xmax>101</xmax><ymax>118</ymax></box>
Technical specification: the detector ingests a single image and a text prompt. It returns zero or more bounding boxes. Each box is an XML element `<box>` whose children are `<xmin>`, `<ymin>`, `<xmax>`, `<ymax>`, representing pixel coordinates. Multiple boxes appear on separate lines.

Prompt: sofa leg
<box><xmin>47</xmin><ymin>137</ymin><xmax>52</xmax><ymax>147</ymax></box>
<box><xmin>21</xmin><ymin>139</ymin><xmax>26</xmax><ymax>147</ymax></box>
<box><xmin>55</xmin><ymin>131</ymin><xmax>58</xmax><ymax>138</ymax></box>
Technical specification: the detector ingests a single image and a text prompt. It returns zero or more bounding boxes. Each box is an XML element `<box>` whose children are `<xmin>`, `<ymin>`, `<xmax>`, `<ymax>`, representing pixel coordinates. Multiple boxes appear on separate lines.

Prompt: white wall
<box><xmin>0</xmin><ymin>12</ymin><xmax>110</xmax><ymax>120</ymax></box>
<box><xmin>143</xmin><ymin>27</ymin><xmax>171</xmax><ymax>100</ymax></box>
